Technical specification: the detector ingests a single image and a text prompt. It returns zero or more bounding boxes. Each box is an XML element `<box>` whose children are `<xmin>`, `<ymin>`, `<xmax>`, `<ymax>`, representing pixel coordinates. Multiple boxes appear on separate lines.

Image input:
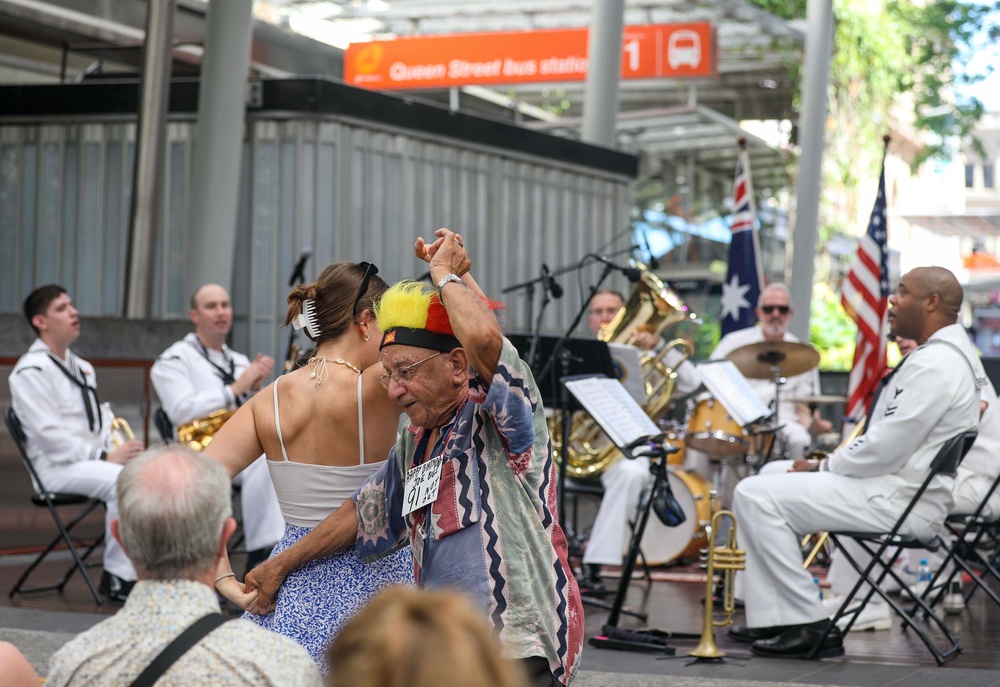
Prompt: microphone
<box><xmin>288</xmin><ymin>247</ymin><xmax>312</xmax><ymax>286</ymax></box>
<box><xmin>589</xmin><ymin>254</ymin><xmax>642</xmax><ymax>283</ymax></box>
<box><xmin>640</xmin><ymin>230</ymin><xmax>660</xmax><ymax>270</ymax></box>
<box><xmin>541</xmin><ymin>264</ymin><xmax>563</xmax><ymax>299</ymax></box>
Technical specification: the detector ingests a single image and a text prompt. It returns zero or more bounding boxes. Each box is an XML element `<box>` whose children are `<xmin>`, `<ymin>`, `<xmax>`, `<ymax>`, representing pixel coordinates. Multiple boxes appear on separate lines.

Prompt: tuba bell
<box><xmin>549</xmin><ymin>263</ymin><xmax>699</xmax><ymax>478</ymax></box>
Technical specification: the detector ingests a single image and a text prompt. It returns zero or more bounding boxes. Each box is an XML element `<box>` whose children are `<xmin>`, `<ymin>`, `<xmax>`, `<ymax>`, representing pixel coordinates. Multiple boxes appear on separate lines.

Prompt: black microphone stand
<box><xmin>526</xmin><ymin>267</ymin><xmax>556</xmax><ymax>369</ymax></box>
<box><xmin>536</xmin><ymin>263</ymin><xmax>614</xmax><ymax>528</ymax></box>
<box><xmin>284</xmin><ymin>255</ymin><xmax>311</xmax><ymax>373</ymax></box>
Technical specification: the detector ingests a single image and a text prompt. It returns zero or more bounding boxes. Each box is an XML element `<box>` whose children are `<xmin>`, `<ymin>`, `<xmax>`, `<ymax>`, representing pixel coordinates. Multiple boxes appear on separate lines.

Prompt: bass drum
<box><xmin>639</xmin><ymin>469</ymin><xmax>715</xmax><ymax>564</ymax></box>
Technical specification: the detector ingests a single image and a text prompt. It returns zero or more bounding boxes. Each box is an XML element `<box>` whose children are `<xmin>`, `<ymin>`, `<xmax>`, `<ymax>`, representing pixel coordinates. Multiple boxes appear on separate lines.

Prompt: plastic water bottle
<box><xmin>915</xmin><ymin>558</ymin><xmax>932</xmax><ymax>598</ymax></box>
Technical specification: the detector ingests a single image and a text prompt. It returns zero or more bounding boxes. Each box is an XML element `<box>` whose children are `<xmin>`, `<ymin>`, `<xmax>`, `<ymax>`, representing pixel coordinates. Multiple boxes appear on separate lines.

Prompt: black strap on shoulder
<box><xmin>129</xmin><ymin>613</ymin><xmax>228</xmax><ymax>687</ymax></box>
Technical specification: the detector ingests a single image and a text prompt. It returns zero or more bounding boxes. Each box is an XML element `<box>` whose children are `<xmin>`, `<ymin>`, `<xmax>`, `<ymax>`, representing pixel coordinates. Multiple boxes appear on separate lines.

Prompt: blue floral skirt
<box><xmin>244</xmin><ymin>522</ymin><xmax>413</xmax><ymax>670</ymax></box>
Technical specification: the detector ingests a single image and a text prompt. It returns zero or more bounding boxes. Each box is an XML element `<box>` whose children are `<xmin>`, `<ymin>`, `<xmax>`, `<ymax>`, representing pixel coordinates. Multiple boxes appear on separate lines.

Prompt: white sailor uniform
<box><xmin>733</xmin><ymin>323</ymin><xmax>982</xmax><ymax>628</ymax></box>
<box><xmin>9</xmin><ymin>340</ymin><xmax>136</xmax><ymax>581</ymax></box>
<box><xmin>150</xmin><ymin>333</ymin><xmax>283</xmax><ymax>551</ymax></box>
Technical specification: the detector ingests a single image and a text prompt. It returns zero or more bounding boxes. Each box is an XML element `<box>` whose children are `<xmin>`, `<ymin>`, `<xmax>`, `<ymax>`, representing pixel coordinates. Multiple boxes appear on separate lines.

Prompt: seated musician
<box><xmin>10</xmin><ymin>285</ymin><xmax>145</xmax><ymax>602</ymax></box>
<box><xmin>816</xmin><ymin>333</ymin><xmax>1000</xmax><ymax>631</ymax></box>
<box><xmin>709</xmin><ymin>283</ymin><xmax>830</xmax><ymax>461</ymax></box>
<box><xmin>579</xmin><ymin>289</ymin><xmax>701</xmax><ymax>591</ymax></box>
<box><xmin>150</xmin><ymin>283</ymin><xmax>284</xmax><ymax>571</ymax></box>
<box><xmin>729</xmin><ymin>267</ymin><xmax>983</xmax><ymax>658</ymax></box>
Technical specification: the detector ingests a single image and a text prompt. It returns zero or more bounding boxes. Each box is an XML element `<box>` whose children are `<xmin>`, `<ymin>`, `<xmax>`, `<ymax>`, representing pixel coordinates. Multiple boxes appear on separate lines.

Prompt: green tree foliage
<box><xmin>746</xmin><ymin>0</ymin><xmax>998</xmax><ymax>370</ymax></box>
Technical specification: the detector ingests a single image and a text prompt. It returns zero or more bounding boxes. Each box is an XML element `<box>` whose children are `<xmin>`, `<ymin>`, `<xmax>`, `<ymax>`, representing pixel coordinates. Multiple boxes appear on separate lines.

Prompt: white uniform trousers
<box><xmin>232</xmin><ymin>456</ymin><xmax>284</xmax><ymax>552</ymax></box>
<box><xmin>732</xmin><ymin>468</ymin><xmax>901</xmax><ymax>627</ymax></box>
<box><xmin>36</xmin><ymin>460</ymin><xmax>136</xmax><ymax>581</ymax></box>
<box><xmin>581</xmin><ymin>456</ymin><xmax>676</xmax><ymax>566</ymax></box>
<box><xmin>825</xmin><ymin>471</ymin><xmax>993</xmax><ymax>598</ymax></box>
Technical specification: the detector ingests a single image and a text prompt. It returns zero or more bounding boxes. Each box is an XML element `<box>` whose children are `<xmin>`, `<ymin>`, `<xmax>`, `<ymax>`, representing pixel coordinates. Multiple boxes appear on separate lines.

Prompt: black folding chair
<box><xmin>4</xmin><ymin>408</ymin><xmax>105</xmax><ymax>605</ymax></box>
<box><xmin>915</xmin><ymin>468</ymin><xmax>1000</xmax><ymax>614</ymax></box>
<box><xmin>154</xmin><ymin>407</ymin><xmax>174</xmax><ymax>444</ymax></box>
<box><xmin>810</xmin><ymin>431</ymin><xmax>978</xmax><ymax>665</ymax></box>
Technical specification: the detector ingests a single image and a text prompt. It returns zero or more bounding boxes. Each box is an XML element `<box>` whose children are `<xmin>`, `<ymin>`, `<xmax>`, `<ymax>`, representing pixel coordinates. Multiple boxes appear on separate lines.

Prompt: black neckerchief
<box><xmin>188</xmin><ymin>339</ymin><xmax>242</xmax><ymax>406</ymax></box>
<box><xmin>47</xmin><ymin>353</ymin><xmax>101</xmax><ymax>432</ymax></box>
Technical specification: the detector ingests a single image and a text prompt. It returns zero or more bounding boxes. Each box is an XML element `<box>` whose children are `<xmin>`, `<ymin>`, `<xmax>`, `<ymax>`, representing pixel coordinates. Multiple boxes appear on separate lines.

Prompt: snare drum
<box><xmin>640</xmin><ymin>469</ymin><xmax>716</xmax><ymax>564</ymax></box>
<box><xmin>686</xmin><ymin>396</ymin><xmax>747</xmax><ymax>456</ymax></box>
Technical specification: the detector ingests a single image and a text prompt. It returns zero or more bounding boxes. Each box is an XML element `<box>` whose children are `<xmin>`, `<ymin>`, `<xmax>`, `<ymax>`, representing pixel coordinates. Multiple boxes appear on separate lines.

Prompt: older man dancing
<box><xmin>729</xmin><ymin>267</ymin><xmax>983</xmax><ymax>658</ymax></box>
<box><xmin>244</xmin><ymin>229</ymin><xmax>582</xmax><ymax>686</ymax></box>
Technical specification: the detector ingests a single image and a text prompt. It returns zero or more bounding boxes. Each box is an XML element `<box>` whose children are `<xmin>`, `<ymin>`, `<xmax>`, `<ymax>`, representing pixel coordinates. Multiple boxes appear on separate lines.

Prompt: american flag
<box><xmin>841</xmin><ymin>157</ymin><xmax>890</xmax><ymax>422</ymax></box>
<box><xmin>720</xmin><ymin>143</ymin><xmax>764</xmax><ymax>337</ymax></box>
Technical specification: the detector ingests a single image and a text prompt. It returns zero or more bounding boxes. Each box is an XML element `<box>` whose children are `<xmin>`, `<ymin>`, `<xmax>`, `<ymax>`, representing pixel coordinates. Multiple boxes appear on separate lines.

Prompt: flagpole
<box><xmin>741</xmin><ymin>138</ymin><xmax>765</xmax><ymax>293</ymax></box>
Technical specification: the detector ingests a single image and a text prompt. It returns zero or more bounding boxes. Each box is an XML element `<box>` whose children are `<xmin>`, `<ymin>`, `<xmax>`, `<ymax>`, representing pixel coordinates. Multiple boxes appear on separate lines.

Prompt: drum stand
<box><xmin>590</xmin><ymin>441</ymin><xmax>701</xmax><ymax>654</ymax></box>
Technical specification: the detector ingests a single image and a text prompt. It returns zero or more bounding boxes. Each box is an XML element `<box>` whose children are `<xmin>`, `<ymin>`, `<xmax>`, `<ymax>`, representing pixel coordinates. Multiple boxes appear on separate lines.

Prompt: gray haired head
<box><xmin>757</xmin><ymin>282</ymin><xmax>792</xmax><ymax>308</ymax></box>
<box><xmin>116</xmin><ymin>445</ymin><xmax>232</xmax><ymax>580</ymax></box>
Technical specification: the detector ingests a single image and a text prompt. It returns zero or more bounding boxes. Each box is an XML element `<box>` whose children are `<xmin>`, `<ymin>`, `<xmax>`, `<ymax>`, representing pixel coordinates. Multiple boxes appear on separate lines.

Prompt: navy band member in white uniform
<box><xmin>729</xmin><ymin>267</ymin><xmax>982</xmax><ymax>658</ymax></box>
<box><xmin>9</xmin><ymin>285</ymin><xmax>145</xmax><ymax>601</ymax></box>
<box><xmin>151</xmin><ymin>284</ymin><xmax>284</xmax><ymax>569</ymax></box>
<box><xmin>580</xmin><ymin>289</ymin><xmax>701</xmax><ymax>591</ymax></box>
<box><xmin>709</xmin><ymin>283</ymin><xmax>830</xmax><ymax>462</ymax></box>
<box><xmin>815</xmin><ymin>334</ymin><xmax>1000</xmax><ymax>630</ymax></box>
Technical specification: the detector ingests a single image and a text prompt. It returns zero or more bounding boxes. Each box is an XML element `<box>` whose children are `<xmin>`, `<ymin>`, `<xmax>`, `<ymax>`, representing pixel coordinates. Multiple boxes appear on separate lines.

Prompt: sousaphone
<box><xmin>550</xmin><ymin>263</ymin><xmax>699</xmax><ymax>478</ymax></box>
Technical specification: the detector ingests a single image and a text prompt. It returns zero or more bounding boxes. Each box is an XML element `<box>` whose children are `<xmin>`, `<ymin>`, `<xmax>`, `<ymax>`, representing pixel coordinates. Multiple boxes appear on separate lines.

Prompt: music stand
<box><xmin>508</xmin><ymin>334</ymin><xmax>616</xmax><ymax>516</ymax></box>
<box><xmin>562</xmin><ymin>375</ymin><xmax>697</xmax><ymax>654</ymax></box>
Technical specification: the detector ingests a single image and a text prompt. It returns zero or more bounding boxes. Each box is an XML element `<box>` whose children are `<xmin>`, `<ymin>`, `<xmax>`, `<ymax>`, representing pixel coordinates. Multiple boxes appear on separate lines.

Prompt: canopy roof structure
<box><xmin>263</xmin><ymin>0</ymin><xmax>804</xmax><ymax>123</ymax></box>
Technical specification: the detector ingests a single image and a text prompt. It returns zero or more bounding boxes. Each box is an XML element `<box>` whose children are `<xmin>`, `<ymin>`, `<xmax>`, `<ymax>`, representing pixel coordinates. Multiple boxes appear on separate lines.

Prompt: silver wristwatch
<box><xmin>436</xmin><ymin>273</ymin><xmax>464</xmax><ymax>292</ymax></box>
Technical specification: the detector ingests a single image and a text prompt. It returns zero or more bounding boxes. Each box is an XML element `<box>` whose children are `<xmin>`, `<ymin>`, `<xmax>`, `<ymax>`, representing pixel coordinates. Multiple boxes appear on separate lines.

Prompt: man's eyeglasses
<box><xmin>378</xmin><ymin>351</ymin><xmax>443</xmax><ymax>388</ymax></box>
<box><xmin>352</xmin><ymin>262</ymin><xmax>378</xmax><ymax>317</ymax></box>
<box><xmin>761</xmin><ymin>305</ymin><xmax>790</xmax><ymax>315</ymax></box>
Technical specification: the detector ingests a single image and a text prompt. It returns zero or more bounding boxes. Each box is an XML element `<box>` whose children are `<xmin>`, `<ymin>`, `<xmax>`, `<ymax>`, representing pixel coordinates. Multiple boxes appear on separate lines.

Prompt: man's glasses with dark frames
<box><xmin>378</xmin><ymin>352</ymin><xmax>443</xmax><ymax>388</ymax></box>
<box><xmin>352</xmin><ymin>261</ymin><xmax>378</xmax><ymax>317</ymax></box>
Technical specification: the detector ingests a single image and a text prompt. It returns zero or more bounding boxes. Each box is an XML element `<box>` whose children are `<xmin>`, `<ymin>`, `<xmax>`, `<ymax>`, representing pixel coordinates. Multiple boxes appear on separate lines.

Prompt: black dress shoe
<box><xmin>750</xmin><ymin>620</ymin><xmax>845</xmax><ymax>659</ymax></box>
<box><xmin>99</xmin><ymin>571</ymin><xmax>135</xmax><ymax>603</ymax></box>
<box><xmin>727</xmin><ymin>624</ymin><xmax>787</xmax><ymax>643</ymax></box>
<box><xmin>579</xmin><ymin>564</ymin><xmax>606</xmax><ymax>593</ymax></box>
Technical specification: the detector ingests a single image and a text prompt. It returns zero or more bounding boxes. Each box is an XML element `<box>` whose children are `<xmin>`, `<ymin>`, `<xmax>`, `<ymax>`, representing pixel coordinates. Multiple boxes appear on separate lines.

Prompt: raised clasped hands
<box><xmin>415</xmin><ymin>228</ymin><xmax>470</xmax><ymax>278</ymax></box>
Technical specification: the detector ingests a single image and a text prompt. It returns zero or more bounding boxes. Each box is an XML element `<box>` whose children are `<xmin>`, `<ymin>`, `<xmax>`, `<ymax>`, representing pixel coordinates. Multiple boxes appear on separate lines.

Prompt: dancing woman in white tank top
<box><xmin>205</xmin><ymin>262</ymin><xmax>413</xmax><ymax>670</ymax></box>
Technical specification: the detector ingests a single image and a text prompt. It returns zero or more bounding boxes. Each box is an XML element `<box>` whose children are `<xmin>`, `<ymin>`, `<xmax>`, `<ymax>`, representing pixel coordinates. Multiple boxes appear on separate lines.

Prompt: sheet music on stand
<box><xmin>696</xmin><ymin>360</ymin><xmax>771</xmax><ymax>426</ymax></box>
<box><xmin>563</xmin><ymin>375</ymin><xmax>661</xmax><ymax>450</ymax></box>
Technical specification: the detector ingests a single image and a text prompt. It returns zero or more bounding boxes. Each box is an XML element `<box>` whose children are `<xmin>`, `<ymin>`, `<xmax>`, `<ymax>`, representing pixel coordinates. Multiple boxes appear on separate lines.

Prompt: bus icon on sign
<box><xmin>668</xmin><ymin>30</ymin><xmax>701</xmax><ymax>69</ymax></box>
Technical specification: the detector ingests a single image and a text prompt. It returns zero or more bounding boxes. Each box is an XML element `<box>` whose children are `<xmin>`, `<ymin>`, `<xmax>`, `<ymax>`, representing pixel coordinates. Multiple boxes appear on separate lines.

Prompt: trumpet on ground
<box><xmin>690</xmin><ymin>510</ymin><xmax>745</xmax><ymax>660</ymax></box>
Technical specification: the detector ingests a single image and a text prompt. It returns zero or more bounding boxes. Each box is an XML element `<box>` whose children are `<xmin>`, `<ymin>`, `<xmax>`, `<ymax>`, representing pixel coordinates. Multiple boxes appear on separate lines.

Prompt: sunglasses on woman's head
<box><xmin>352</xmin><ymin>262</ymin><xmax>378</xmax><ymax>316</ymax></box>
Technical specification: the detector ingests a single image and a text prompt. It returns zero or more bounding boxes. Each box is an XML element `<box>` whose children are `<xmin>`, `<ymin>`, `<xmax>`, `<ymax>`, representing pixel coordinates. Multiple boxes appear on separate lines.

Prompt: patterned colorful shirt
<box><xmin>353</xmin><ymin>337</ymin><xmax>583</xmax><ymax>684</ymax></box>
<box><xmin>46</xmin><ymin>580</ymin><xmax>322</xmax><ymax>686</ymax></box>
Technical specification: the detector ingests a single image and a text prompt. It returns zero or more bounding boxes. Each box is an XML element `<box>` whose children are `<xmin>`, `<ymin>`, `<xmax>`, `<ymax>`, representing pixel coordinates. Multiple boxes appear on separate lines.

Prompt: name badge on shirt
<box><xmin>403</xmin><ymin>455</ymin><xmax>443</xmax><ymax>516</ymax></box>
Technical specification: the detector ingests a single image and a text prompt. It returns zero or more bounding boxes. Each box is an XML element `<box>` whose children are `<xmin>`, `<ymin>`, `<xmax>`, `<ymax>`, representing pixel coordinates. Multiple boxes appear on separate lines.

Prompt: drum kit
<box><xmin>644</xmin><ymin>338</ymin><xmax>846</xmax><ymax>565</ymax></box>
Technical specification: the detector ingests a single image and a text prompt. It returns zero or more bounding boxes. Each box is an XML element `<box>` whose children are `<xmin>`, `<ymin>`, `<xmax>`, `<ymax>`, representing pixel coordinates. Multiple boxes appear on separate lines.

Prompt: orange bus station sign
<box><xmin>345</xmin><ymin>23</ymin><xmax>716</xmax><ymax>90</ymax></box>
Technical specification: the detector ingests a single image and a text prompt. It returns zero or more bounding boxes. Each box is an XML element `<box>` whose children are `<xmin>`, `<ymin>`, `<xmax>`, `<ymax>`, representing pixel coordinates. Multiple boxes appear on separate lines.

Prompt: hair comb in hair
<box><xmin>292</xmin><ymin>298</ymin><xmax>321</xmax><ymax>340</ymax></box>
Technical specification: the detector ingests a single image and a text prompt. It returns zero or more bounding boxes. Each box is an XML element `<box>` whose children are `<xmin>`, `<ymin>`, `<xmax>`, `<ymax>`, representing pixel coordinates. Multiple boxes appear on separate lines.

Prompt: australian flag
<box><xmin>720</xmin><ymin>143</ymin><xmax>764</xmax><ymax>337</ymax></box>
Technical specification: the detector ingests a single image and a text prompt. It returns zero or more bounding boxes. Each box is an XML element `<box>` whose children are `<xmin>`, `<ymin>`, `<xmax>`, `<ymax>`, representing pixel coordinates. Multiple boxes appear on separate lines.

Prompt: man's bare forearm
<box><xmin>269</xmin><ymin>502</ymin><xmax>359</xmax><ymax>575</ymax></box>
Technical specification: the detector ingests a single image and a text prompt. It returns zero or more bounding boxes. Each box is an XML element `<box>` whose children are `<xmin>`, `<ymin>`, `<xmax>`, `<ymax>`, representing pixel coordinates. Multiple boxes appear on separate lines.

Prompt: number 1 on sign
<box><xmin>623</xmin><ymin>39</ymin><xmax>640</xmax><ymax>71</ymax></box>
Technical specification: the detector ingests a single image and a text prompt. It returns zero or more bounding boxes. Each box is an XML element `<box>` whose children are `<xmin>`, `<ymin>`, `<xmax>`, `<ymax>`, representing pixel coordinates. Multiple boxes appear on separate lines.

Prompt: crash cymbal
<box><xmin>787</xmin><ymin>394</ymin><xmax>848</xmax><ymax>405</ymax></box>
<box><xmin>726</xmin><ymin>340</ymin><xmax>820</xmax><ymax>379</ymax></box>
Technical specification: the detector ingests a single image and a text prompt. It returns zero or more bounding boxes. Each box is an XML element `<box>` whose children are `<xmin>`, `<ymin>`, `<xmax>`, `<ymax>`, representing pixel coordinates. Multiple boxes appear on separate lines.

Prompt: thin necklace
<box><xmin>308</xmin><ymin>356</ymin><xmax>362</xmax><ymax>386</ymax></box>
